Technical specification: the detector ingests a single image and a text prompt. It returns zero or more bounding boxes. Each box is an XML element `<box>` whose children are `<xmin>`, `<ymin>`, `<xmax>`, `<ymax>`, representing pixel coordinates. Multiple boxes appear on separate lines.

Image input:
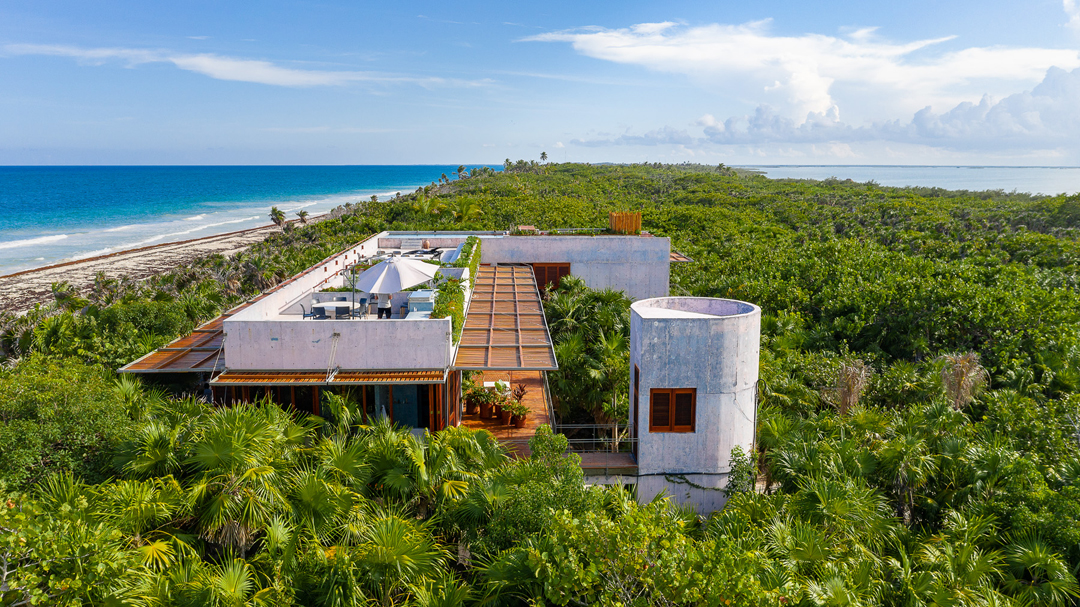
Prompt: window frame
<box><xmin>649</xmin><ymin>387</ymin><xmax>697</xmax><ymax>433</ymax></box>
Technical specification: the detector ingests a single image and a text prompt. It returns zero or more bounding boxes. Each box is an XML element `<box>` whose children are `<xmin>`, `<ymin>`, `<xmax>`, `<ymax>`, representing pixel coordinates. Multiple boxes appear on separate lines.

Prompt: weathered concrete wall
<box><xmin>378</xmin><ymin>237</ymin><xmax>467</xmax><ymax>250</ymax></box>
<box><xmin>223</xmin><ymin>316</ymin><xmax>453</xmax><ymax>370</ymax></box>
<box><xmin>481</xmin><ymin>235</ymin><xmax>669</xmax><ymax>300</ymax></box>
<box><xmin>629</xmin><ymin>297</ymin><xmax>760</xmax><ymax>514</ymax></box>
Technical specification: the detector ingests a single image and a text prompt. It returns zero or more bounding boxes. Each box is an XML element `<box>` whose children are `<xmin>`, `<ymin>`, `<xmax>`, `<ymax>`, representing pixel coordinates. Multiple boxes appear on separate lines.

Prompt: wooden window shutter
<box><xmin>650</xmin><ymin>389</ymin><xmax>671</xmax><ymax>431</ymax></box>
<box><xmin>557</xmin><ymin>264</ymin><xmax>571</xmax><ymax>283</ymax></box>
<box><xmin>672</xmin><ymin>389</ymin><xmax>695</xmax><ymax>432</ymax></box>
<box><xmin>649</xmin><ymin>387</ymin><xmax>696</xmax><ymax>433</ymax></box>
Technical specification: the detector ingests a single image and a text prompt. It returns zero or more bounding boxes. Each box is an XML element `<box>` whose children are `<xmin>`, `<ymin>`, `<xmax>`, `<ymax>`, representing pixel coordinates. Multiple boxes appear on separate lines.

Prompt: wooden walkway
<box><xmin>578</xmin><ymin>452</ymin><xmax>638</xmax><ymax>476</ymax></box>
<box><xmin>458</xmin><ymin>371</ymin><xmax>638</xmax><ymax>475</ymax></box>
<box><xmin>459</xmin><ymin>370</ymin><xmax>550</xmax><ymax>457</ymax></box>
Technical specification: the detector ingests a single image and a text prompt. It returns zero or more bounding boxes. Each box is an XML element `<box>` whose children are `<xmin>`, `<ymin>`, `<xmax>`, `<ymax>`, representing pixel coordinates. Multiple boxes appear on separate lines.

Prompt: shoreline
<box><xmin>0</xmin><ymin>217</ymin><xmax>318</xmax><ymax>315</ymax></box>
<box><xmin>0</xmin><ymin>221</ymin><xmax>292</xmax><ymax>281</ymax></box>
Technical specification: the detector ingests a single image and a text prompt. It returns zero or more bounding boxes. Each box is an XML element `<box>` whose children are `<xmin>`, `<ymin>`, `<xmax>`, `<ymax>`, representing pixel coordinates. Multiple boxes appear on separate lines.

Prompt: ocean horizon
<box><xmin>0</xmin><ymin>165</ymin><xmax>488</xmax><ymax>276</ymax></box>
<box><xmin>740</xmin><ymin>165</ymin><xmax>1080</xmax><ymax>195</ymax></box>
<box><xmin>2</xmin><ymin>163</ymin><xmax>1079</xmax><ymax>277</ymax></box>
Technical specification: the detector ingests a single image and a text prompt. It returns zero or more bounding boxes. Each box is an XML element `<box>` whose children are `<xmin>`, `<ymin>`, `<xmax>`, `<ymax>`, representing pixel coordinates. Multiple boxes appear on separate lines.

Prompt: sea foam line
<box><xmin>0</xmin><ymin>234</ymin><xmax>69</xmax><ymax>250</ymax></box>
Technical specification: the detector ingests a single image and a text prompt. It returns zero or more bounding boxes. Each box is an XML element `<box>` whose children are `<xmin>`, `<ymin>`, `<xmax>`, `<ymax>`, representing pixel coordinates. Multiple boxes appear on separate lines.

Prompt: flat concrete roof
<box><xmin>632</xmin><ymin>296</ymin><xmax>759</xmax><ymax>319</ymax></box>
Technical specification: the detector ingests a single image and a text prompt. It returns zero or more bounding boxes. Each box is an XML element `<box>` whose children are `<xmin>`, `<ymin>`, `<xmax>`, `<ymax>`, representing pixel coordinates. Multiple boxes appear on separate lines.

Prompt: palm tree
<box><xmin>915</xmin><ymin>539</ymin><xmax>1004</xmax><ymax>606</ymax></box>
<box><xmin>940</xmin><ymin>352</ymin><xmax>989</xmax><ymax>409</ymax></box>
<box><xmin>1000</xmin><ymin>534</ymin><xmax>1079</xmax><ymax>607</ymax></box>
<box><xmin>412</xmin><ymin>196</ymin><xmax>444</xmax><ymax>218</ymax></box>
<box><xmin>295</xmin><ymin>210</ymin><xmax>309</xmax><ymax>224</ymax></box>
<box><xmin>268</xmin><ymin>207</ymin><xmax>286</xmax><ymax>230</ymax></box>
<box><xmin>456</xmin><ymin>165</ymin><xmax>467</xmax><ymax>179</ymax></box>
<box><xmin>184</xmin><ymin>403</ymin><xmax>317</xmax><ymax>554</ymax></box>
<box><xmin>450</xmin><ymin>198</ymin><xmax>482</xmax><ymax>223</ymax></box>
<box><xmin>879</xmin><ymin>431</ymin><xmax>937</xmax><ymax>525</ymax></box>
<box><xmin>586</xmin><ymin>330</ymin><xmax>629</xmax><ymax>446</ymax></box>
<box><xmin>540</xmin><ymin>152</ymin><xmax>548</xmax><ymax>162</ymax></box>
<box><xmin>359</xmin><ymin>513</ymin><xmax>446</xmax><ymax>606</ymax></box>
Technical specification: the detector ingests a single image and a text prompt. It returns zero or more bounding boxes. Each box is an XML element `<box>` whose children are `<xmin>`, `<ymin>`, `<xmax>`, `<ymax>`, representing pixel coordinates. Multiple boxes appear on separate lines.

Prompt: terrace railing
<box><xmin>557</xmin><ymin>424</ymin><xmax>636</xmax><ymax>454</ymax></box>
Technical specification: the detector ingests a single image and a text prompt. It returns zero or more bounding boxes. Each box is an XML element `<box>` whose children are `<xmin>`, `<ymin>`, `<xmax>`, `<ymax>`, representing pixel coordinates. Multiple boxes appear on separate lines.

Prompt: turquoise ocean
<box><xmin>2</xmin><ymin>164</ymin><xmax>1079</xmax><ymax>276</ymax></box>
<box><xmin>0</xmin><ymin>165</ymin><xmax>484</xmax><ymax>276</ymax></box>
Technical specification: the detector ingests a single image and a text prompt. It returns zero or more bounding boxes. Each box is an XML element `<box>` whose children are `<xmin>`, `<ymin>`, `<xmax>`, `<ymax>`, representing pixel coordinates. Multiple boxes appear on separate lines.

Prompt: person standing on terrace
<box><xmin>377</xmin><ymin>292</ymin><xmax>392</xmax><ymax>319</ymax></box>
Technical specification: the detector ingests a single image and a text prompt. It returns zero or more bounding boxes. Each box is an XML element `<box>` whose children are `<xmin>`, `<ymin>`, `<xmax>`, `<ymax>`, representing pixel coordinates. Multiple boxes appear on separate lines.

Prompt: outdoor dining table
<box><xmin>311</xmin><ymin>300</ymin><xmax>366</xmax><ymax>317</ymax></box>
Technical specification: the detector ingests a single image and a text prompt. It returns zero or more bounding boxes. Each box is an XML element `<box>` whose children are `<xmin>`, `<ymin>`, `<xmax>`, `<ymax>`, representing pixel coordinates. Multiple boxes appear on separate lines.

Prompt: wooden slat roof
<box><xmin>210</xmin><ymin>369</ymin><xmax>447</xmax><ymax>386</ymax></box>
<box><xmin>118</xmin><ymin>298</ymin><xmax>259</xmax><ymax>374</ymax></box>
<box><xmin>453</xmin><ymin>265</ymin><xmax>558</xmax><ymax>371</ymax></box>
<box><xmin>670</xmin><ymin>250</ymin><xmax>693</xmax><ymax>263</ymax></box>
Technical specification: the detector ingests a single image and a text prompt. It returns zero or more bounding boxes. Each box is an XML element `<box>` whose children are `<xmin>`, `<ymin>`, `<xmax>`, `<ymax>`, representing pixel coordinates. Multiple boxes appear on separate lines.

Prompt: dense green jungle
<box><xmin>3</xmin><ymin>162</ymin><xmax>1080</xmax><ymax>606</ymax></box>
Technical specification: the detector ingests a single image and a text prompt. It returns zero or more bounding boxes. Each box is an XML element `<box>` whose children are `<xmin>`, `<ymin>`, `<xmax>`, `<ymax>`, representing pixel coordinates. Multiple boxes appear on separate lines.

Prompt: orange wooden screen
<box><xmin>453</xmin><ymin>265</ymin><xmax>558</xmax><ymax>370</ymax></box>
<box><xmin>609</xmin><ymin>211</ymin><xmax>642</xmax><ymax>234</ymax></box>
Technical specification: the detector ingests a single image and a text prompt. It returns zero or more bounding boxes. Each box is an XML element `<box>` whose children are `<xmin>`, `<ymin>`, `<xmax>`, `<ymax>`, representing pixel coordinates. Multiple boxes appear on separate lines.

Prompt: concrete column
<box><xmin>629</xmin><ymin>297</ymin><xmax>760</xmax><ymax>513</ymax></box>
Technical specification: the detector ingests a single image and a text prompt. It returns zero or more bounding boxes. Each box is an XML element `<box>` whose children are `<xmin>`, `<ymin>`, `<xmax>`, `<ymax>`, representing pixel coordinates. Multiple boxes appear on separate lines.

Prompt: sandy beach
<box><xmin>0</xmin><ymin>222</ymin><xmax>287</xmax><ymax>314</ymax></box>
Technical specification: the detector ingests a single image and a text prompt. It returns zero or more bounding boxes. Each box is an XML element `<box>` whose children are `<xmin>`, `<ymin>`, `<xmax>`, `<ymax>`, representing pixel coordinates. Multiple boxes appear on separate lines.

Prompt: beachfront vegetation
<box><xmin>3</xmin><ymin>163</ymin><xmax>1080</xmax><ymax>604</ymax></box>
<box><xmin>269</xmin><ymin>206</ymin><xmax>286</xmax><ymax>230</ymax></box>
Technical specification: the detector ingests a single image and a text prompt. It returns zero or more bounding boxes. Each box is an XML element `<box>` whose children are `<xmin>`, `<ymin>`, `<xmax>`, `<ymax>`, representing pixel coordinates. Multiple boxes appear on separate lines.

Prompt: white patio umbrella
<box><xmin>352</xmin><ymin>256</ymin><xmax>440</xmax><ymax>294</ymax></box>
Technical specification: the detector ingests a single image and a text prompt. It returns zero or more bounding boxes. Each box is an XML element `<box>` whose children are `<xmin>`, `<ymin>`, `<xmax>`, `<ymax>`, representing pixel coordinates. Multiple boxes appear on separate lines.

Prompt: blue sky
<box><xmin>2</xmin><ymin>0</ymin><xmax>1080</xmax><ymax>165</ymax></box>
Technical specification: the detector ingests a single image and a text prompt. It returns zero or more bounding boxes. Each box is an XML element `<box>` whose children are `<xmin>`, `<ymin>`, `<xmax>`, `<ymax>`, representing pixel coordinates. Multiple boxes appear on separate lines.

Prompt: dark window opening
<box><xmin>649</xmin><ymin>388</ymin><xmax>696</xmax><ymax>433</ymax></box>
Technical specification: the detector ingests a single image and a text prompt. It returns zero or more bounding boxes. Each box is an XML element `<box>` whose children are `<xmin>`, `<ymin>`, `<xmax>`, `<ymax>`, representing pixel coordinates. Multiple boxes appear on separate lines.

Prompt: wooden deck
<box><xmin>578</xmin><ymin>452</ymin><xmax>639</xmax><ymax>476</ymax></box>
<box><xmin>459</xmin><ymin>370</ymin><xmax>551</xmax><ymax>457</ymax></box>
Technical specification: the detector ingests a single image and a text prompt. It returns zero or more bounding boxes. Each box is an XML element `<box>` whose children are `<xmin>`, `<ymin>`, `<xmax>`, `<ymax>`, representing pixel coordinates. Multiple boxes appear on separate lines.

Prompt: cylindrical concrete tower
<box><xmin>629</xmin><ymin>297</ymin><xmax>760</xmax><ymax>513</ymax></box>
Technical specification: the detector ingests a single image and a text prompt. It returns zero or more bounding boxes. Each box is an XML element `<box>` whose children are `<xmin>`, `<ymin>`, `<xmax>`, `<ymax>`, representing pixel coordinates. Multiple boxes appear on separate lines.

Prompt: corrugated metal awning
<box><xmin>332</xmin><ymin>369</ymin><xmax>447</xmax><ymax>384</ymax></box>
<box><xmin>453</xmin><ymin>265</ymin><xmax>558</xmax><ymax>370</ymax></box>
<box><xmin>210</xmin><ymin>371</ymin><xmax>328</xmax><ymax>386</ymax></box>
<box><xmin>210</xmin><ymin>369</ymin><xmax>448</xmax><ymax>386</ymax></box>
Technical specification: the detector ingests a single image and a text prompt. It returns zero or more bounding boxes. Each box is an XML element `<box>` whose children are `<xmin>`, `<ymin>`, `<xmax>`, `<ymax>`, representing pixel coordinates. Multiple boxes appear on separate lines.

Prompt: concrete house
<box><xmin>121</xmin><ymin>215</ymin><xmax>759</xmax><ymax>513</ymax></box>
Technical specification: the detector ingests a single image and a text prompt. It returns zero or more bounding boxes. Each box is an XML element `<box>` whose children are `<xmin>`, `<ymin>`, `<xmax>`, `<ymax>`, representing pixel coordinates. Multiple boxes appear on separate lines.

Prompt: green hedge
<box><xmin>431</xmin><ymin>278</ymin><xmax>466</xmax><ymax>343</ymax></box>
<box><xmin>434</xmin><ymin>238</ymin><xmax>481</xmax><ymax>343</ymax></box>
<box><xmin>452</xmin><ymin>235</ymin><xmax>481</xmax><ymax>290</ymax></box>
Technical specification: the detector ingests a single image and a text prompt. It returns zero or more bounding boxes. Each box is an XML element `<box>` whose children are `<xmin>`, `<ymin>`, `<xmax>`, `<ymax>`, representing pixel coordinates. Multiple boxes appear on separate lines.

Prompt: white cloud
<box><xmin>570</xmin><ymin>66</ymin><xmax>1080</xmax><ymax>154</ymax></box>
<box><xmin>3</xmin><ymin>43</ymin><xmax>484</xmax><ymax>88</ymax></box>
<box><xmin>572</xmin><ymin>125</ymin><xmax>693</xmax><ymax>147</ymax></box>
<box><xmin>526</xmin><ymin>21</ymin><xmax>1080</xmax><ymax>122</ymax></box>
<box><xmin>1068</xmin><ymin>0</ymin><xmax>1080</xmax><ymax>33</ymax></box>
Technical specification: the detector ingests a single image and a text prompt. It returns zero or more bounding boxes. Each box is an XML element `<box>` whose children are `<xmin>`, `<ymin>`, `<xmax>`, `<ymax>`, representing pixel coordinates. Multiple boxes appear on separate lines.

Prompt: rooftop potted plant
<box><xmin>463</xmin><ymin>385</ymin><xmax>482</xmax><ymax>415</ymax></box>
<box><xmin>509</xmin><ymin>382</ymin><xmax>529</xmax><ymax>428</ymax></box>
<box><xmin>505</xmin><ymin>399</ymin><xmax>529</xmax><ymax>428</ymax></box>
<box><xmin>477</xmin><ymin>389</ymin><xmax>497</xmax><ymax>420</ymax></box>
<box><xmin>497</xmin><ymin>393</ymin><xmax>513</xmax><ymax>425</ymax></box>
